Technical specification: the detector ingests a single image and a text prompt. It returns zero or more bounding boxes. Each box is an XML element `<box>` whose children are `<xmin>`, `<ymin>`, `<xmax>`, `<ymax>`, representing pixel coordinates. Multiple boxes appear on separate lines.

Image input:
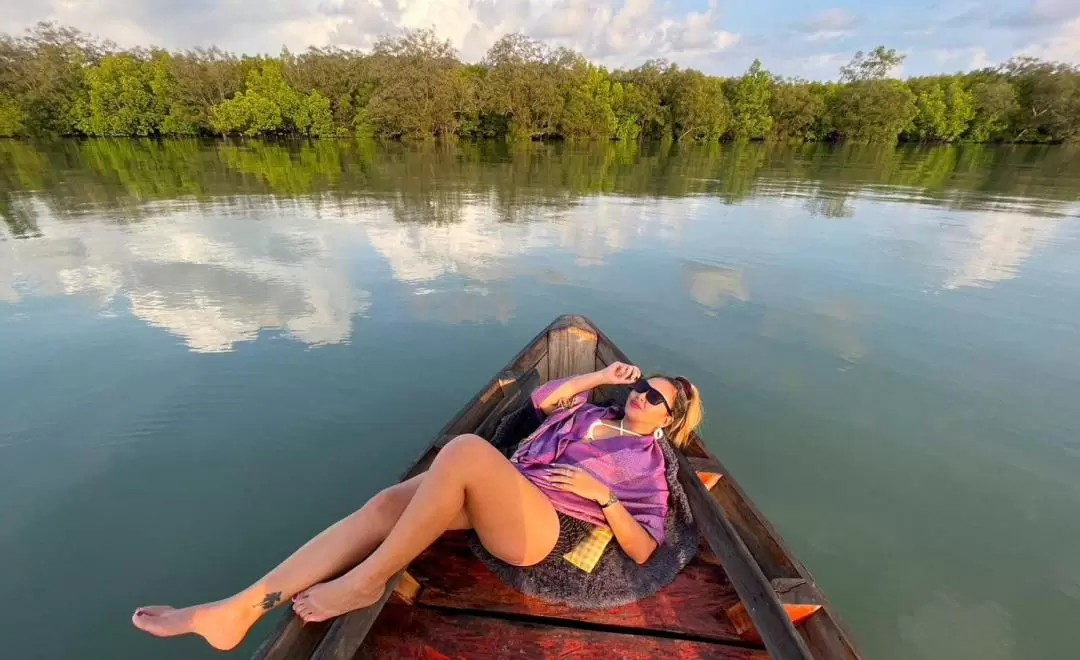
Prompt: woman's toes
<box><xmin>131</xmin><ymin>605</ymin><xmax>190</xmax><ymax>637</ymax></box>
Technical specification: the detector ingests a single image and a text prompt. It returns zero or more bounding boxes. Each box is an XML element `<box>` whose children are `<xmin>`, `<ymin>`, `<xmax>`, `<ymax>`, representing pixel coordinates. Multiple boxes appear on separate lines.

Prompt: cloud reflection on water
<box><xmin>1</xmin><ymin>142</ymin><xmax>1076</xmax><ymax>352</ymax></box>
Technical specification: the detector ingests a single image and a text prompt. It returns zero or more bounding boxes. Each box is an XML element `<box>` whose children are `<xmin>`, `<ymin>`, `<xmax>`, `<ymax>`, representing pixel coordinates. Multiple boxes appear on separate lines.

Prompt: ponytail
<box><xmin>659</xmin><ymin>375</ymin><xmax>703</xmax><ymax>449</ymax></box>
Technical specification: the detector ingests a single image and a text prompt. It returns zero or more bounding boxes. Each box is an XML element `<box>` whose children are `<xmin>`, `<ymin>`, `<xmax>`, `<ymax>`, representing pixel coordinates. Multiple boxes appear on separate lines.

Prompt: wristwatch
<box><xmin>599</xmin><ymin>492</ymin><xmax>619</xmax><ymax>509</ymax></box>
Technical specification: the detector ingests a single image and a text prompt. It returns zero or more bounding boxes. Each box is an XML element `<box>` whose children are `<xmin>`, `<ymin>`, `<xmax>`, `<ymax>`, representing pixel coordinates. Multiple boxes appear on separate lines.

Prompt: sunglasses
<box><xmin>632</xmin><ymin>379</ymin><xmax>673</xmax><ymax>415</ymax></box>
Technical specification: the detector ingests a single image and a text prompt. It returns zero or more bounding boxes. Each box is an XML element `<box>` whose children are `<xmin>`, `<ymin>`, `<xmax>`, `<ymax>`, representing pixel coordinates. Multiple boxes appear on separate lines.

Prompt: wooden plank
<box><xmin>683</xmin><ymin>441</ymin><xmax>860</xmax><ymax>659</ymax></box>
<box><xmin>727</xmin><ymin>602</ymin><xmax>822</xmax><ymax>643</ymax></box>
<box><xmin>252</xmin><ymin>613</ymin><xmax>331</xmax><ymax>660</ymax></box>
<box><xmin>392</xmin><ymin>572</ymin><xmax>421</xmax><ymax>605</ymax></box>
<box><xmin>442</xmin><ymin>379</ymin><xmax>504</xmax><ymax>437</ymax></box>
<box><xmin>770</xmin><ymin>580</ymin><xmax>856</xmax><ymax>660</ymax></box>
<box><xmin>475</xmin><ymin>368</ymin><xmax>540</xmax><ymax>440</ymax></box>
<box><xmin>534</xmin><ymin>354</ymin><xmax>549</xmax><ymax>383</ymax></box>
<box><xmin>508</xmin><ymin>330</ymin><xmax>549</xmax><ymax>376</ymax></box>
<box><xmin>674</xmin><ymin>450</ymin><xmax>814</xmax><ymax>660</ymax></box>
<box><xmin>358</xmin><ymin>604</ymin><xmax>769</xmax><ymax>660</ymax></box>
<box><xmin>690</xmin><ymin>455</ymin><xmax>725</xmax><ymax>491</ymax></box>
<box><xmin>689</xmin><ymin>455</ymin><xmax>725</xmax><ymax>476</ymax></box>
<box><xmin>547</xmin><ymin>325</ymin><xmax>597</xmax><ymax>381</ymax></box>
<box><xmin>308</xmin><ymin>573</ymin><xmax>404</xmax><ymax>660</ymax></box>
<box><xmin>708</xmin><ymin>478</ymin><xmax>797</xmax><ymax>579</ymax></box>
<box><xmin>596</xmin><ymin>338</ymin><xmax>621</xmax><ymax>368</ymax></box>
<box><xmin>407</xmin><ymin>532</ymin><xmax>744</xmax><ymax>643</ymax></box>
<box><xmin>496</xmin><ymin>370</ymin><xmax>518</xmax><ymax>391</ymax></box>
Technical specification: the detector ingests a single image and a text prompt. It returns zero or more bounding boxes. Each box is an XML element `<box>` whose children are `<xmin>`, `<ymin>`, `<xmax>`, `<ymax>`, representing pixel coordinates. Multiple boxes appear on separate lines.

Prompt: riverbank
<box><xmin>2</xmin><ymin>25</ymin><xmax>1078</xmax><ymax>144</ymax></box>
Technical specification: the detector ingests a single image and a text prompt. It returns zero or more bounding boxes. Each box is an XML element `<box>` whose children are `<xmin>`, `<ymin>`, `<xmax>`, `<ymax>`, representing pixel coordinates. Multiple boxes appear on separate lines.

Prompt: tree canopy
<box><xmin>1</xmin><ymin>23</ymin><xmax>1078</xmax><ymax>144</ymax></box>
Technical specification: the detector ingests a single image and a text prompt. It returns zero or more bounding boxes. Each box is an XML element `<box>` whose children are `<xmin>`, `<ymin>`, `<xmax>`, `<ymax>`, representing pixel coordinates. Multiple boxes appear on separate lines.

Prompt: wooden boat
<box><xmin>254</xmin><ymin>315</ymin><xmax>861</xmax><ymax>659</ymax></box>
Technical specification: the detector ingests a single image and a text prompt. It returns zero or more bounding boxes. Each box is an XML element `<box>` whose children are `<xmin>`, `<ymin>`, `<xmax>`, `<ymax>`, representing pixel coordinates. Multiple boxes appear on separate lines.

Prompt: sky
<box><xmin>1</xmin><ymin>0</ymin><xmax>1078</xmax><ymax>78</ymax></box>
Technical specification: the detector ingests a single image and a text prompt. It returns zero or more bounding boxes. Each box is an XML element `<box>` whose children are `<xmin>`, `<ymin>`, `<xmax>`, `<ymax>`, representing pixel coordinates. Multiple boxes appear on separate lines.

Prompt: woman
<box><xmin>132</xmin><ymin>361</ymin><xmax>703</xmax><ymax>651</ymax></box>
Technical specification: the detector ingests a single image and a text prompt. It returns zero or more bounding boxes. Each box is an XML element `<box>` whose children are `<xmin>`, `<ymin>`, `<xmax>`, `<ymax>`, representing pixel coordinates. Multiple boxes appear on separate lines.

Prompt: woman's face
<box><xmin>624</xmin><ymin>377</ymin><xmax>677</xmax><ymax>429</ymax></box>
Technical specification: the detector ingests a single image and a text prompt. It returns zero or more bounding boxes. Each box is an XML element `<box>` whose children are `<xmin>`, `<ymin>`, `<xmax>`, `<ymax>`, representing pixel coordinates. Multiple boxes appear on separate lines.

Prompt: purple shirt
<box><xmin>511</xmin><ymin>377</ymin><xmax>669</xmax><ymax>543</ymax></box>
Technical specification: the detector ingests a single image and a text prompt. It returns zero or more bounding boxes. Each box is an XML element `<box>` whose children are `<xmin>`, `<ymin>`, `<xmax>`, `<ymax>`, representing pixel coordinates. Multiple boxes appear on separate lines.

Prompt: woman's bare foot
<box><xmin>291</xmin><ymin>575</ymin><xmax>385</xmax><ymax>623</ymax></box>
<box><xmin>131</xmin><ymin>598</ymin><xmax>258</xmax><ymax>651</ymax></box>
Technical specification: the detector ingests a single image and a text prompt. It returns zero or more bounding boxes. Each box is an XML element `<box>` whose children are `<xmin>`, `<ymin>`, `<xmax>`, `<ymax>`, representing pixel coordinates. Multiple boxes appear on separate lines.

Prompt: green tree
<box><xmin>364</xmin><ymin>30</ymin><xmax>461</xmax><ymax>139</ymax></box>
<box><xmin>0</xmin><ymin>95</ymin><xmax>26</xmax><ymax>136</ymax></box>
<box><xmin>730</xmin><ymin>59</ymin><xmax>773</xmax><ymax>139</ymax></box>
<box><xmin>164</xmin><ymin>47</ymin><xmax>244</xmax><ymax>133</ymax></box>
<box><xmin>769</xmin><ymin>80</ymin><xmax>827</xmax><ymax>141</ymax></box>
<box><xmin>1</xmin><ymin>24</ymin><xmax>1079</xmax><ymax>143</ymax></box>
<box><xmin>0</xmin><ymin>23</ymin><xmax>106</xmax><ymax>135</ymax></box>
<box><xmin>76</xmin><ymin>53</ymin><xmax>162</xmax><ymax>136</ymax></box>
<box><xmin>965</xmin><ymin>79</ymin><xmax>1018</xmax><ymax>142</ymax></box>
<box><xmin>612</xmin><ymin>60</ymin><xmax>673</xmax><ymax>139</ymax></box>
<box><xmin>210</xmin><ymin>92</ymin><xmax>283</xmax><ymax>136</ymax></box>
<box><xmin>670</xmin><ymin>70</ymin><xmax>729</xmax><ymax>141</ymax></box>
<box><xmin>557</xmin><ymin>54</ymin><xmax>616</xmax><ymax>139</ymax></box>
<box><xmin>483</xmin><ymin>34</ymin><xmax>563</xmax><ymax>140</ymax></box>
<box><xmin>294</xmin><ymin>91</ymin><xmax>334</xmax><ymax>136</ymax></box>
<box><xmin>830</xmin><ymin>79</ymin><xmax>916</xmax><ymax>142</ymax></box>
<box><xmin>904</xmin><ymin>78</ymin><xmax>973</xmax><ymax>142</ymax></box>
<box><xmin>840</xmin><ymin>46</ymin><xmax>905</xmax><ymax>82</ymax></box>
<box><xmin>1002</xmin><ymin>58</ymin><xmax>1080</xmax><ymax>142</ymax></box>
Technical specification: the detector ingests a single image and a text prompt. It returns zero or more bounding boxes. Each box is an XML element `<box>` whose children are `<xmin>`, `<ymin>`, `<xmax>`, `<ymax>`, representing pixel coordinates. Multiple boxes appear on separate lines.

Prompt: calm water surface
<box><xmin>2</xmin><ymin>140</ymin><xmax>1079</xmax><ymax>659</ymax></box>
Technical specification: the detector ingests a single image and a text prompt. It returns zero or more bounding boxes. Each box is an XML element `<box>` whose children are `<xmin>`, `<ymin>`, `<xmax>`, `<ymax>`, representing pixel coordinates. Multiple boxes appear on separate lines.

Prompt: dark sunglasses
<box><xmin>632</xmin><ymin>379</ymin><xmax>673</xmax><ymax>415</ymax></box>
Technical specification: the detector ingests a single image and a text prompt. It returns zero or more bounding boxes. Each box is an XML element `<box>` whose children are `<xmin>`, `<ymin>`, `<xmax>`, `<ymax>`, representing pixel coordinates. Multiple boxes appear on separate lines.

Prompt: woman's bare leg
<box><xmin>131</xmin><ymin>472</ymin><xmax>460</xmax><ymax>650</ymax></box>
<box><xmin>292</xmin><ymin>434</ymin><xmax>559</xmax><ymax>622</ymax></box>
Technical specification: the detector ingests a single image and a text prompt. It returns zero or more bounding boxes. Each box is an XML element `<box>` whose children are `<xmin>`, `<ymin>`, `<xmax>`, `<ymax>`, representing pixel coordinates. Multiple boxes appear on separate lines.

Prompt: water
<box><xmin>1</xmin><ymin>140</ymin><xmax>1079</xmax><ymax>660</ymax></box>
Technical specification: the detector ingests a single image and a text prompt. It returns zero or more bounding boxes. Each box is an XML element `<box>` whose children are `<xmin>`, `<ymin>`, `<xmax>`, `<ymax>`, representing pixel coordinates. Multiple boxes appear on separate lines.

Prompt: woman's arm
<box><xmin>544</xmin><ymin>466</ymin><xmax>658</xmax><ymax>565</ymax></box>
<box><xmin>598</xmin><ymin>494</ymin><xmax>658</xmax><ymax>565</ymax></box>
<box><xmin>533</xmin><ymin>362</ymin><xmax>640</xmax><ymax>415</ymax></box>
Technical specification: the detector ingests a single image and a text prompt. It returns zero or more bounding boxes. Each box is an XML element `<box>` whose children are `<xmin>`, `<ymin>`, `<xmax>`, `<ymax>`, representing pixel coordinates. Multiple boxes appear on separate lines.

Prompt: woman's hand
<box><xmin>544</xmin><ymin>465</ymin><xmax>612</xmax><ymax>503</ymax></box>
<box><xmin>598</xmin><ymin>361</ymin><xmax>641</xmax><ymax>386</ymax></box>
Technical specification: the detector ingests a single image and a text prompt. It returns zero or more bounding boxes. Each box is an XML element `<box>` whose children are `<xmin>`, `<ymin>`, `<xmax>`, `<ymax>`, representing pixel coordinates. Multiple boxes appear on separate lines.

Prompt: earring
<box><xmin>653</xmin><ymin>428</ymin><xmax>665</xmax><ymax>440</ymax></box>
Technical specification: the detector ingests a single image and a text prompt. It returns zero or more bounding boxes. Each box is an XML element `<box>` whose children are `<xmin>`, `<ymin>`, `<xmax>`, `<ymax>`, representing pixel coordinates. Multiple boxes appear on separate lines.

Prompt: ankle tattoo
<box><xmin>258</xmin><ymin>592</ymin><xmax>282</xmax><ymax>610</ymax></box>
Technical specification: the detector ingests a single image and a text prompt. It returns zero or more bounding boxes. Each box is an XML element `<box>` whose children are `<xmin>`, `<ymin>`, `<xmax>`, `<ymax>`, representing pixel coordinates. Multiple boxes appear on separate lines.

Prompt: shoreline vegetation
<box><xmin>0</xmin><ymin>23</ymin><xmax>1078</xmax><ymax>144</ymax></box>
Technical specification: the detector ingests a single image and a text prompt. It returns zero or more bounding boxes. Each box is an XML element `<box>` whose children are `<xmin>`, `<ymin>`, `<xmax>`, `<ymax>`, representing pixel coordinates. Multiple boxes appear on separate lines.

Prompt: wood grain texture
<box><xmin>682</xmin><ymin>436</ymin><xmax>861</xmax><ymax>658</ymax></box>
<box><xmin>474</xmin><ymin>369</ymin><xmax>540</xmax><ymax>440</ymax></box>
<box><xmin>392</xmin><ymin>572</ymin><xmax>421</xmax><ymax>605</ymax></box>
<box><xmin>252</xmin><ymin>613</ymin><xmax>330</xmax><ymax>660</ymax></box>
<box><xmin>547</xmin><ymin>325</ymin><xmax>597</xmax><ymax>381</ymax></box>
<box><xmin>309</xmin><ymin>573</ymin><xmax>403</xmax><ymax>660</ymax></box>
<box><xmin>407</xmin><ymin>532</ymin><xmax>745</xmax><ymax>643</ymax></box>
<box><xmin>358</xmin><ymin>605</ymin><xmax>770</xmax><ymax>660</ymax></box>
<box><xmin>675</xmin><ymin>450</ymin><xmax>814</xmax><ymax>660</ymax></box>
<box><xmin>727</xmin><ymin>602</ymin><xmax>822</xmax><ymax>643</ymax></box>
<box><xmin>444</xmin><ymin>380</ymin><xmax>505</xmax><ymax>437</ymax></box>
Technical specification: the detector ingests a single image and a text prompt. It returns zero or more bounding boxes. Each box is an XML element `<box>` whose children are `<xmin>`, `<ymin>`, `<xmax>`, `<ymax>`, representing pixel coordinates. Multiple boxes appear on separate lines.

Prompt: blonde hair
<box><xmin>655</xmin><ymin>374</ymin><xmax>704</xmax><ymax>449</ymax></box>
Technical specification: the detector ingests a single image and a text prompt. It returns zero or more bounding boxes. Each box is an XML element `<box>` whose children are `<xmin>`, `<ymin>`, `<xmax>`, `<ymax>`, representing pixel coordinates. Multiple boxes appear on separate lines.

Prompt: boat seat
<box><xmin>465</xmin><ymin>401</ymin><xmax>701</xmax><ymax>610</ymax></box>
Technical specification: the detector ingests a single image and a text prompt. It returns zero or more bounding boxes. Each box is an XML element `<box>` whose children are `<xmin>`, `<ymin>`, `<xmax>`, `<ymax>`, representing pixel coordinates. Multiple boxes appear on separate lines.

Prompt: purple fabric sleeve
<box><xmin>529</xmin><ymin>375</ymin><xmax>591</xmax><ymax>415</ymax></box>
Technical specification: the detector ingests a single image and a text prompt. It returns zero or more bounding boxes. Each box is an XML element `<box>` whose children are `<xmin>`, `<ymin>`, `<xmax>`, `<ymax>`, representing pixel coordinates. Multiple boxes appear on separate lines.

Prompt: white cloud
<box><xmin>932</xmin><ymin>46</ymin><xmax>994</xmax><ymax>71</ymax></box>
<box><xmin>0</xmin><ymin>0</ymin><xmax>739</xmax><ymax>68</ymax></box>
<box><xmin>970</xmin><ymin>47</ymin><xmax>991</xmax><ymax>70</ymax></box>
<box><xmin>793</xmin><ymin>8</ymin><xmax>858</xmax><ymax>42</ymax></box>
<box><xmin>1018</xmin><ymin>17</ymin><xmax>1080</xmax><ymax>63</ymax></box>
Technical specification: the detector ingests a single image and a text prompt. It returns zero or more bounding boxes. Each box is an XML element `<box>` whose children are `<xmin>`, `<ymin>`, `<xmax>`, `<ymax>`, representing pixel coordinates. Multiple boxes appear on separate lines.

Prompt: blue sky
<box><xmin>1</xmin><ymin>0</ymin><xmax>1077</xmax><ymax>78</ymax></box>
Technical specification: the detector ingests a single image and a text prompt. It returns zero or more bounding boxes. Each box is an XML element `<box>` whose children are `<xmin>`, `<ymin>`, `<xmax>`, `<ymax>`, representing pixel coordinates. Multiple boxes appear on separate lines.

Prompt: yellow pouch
<box><xmin>562</xmin><ymin>525</ymin><xmax>614</xmax><ymax>573</ymax></box>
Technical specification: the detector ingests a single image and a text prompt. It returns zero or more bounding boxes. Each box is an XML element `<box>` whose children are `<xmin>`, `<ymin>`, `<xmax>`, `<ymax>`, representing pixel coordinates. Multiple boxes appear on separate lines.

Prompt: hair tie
<box><xmin>674</xmin><ymin>376</ymin><xmax>693</xmax><ymax>399</ymax></box>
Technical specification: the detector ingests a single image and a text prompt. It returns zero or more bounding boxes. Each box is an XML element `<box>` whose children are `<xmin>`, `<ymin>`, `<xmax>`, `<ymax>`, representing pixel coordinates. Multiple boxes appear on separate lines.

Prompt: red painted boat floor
<box><xmin>361</xmin><ymin>531</ymin><xmax>762</xmax><ymax>658</ymax></box>
<box><xmin>359</xmin><ymin>604</ymin><xmax>769</xmax><ymax>660</ymax></box>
